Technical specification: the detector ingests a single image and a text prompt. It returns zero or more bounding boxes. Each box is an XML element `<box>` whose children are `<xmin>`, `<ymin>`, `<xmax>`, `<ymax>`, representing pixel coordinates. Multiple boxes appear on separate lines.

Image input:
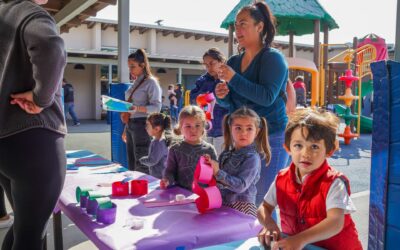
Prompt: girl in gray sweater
<box><xmin>162</xmin><ymin>106</ymin><xmax>217</xmax><ymax>190</ymax></box>
<box><xmin>139</xmin><ymin>113</ymin><xmax>172</xmax><ymax>179</ymax></box>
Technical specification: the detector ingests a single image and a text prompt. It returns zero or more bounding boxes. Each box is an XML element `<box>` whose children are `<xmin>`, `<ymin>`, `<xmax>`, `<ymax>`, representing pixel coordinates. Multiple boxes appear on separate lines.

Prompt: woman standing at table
<box><xmin>215</xmin><ymin>1</ymin><xmax>289</xmax><ymax>205</ymax></box>
<box><xmin>121</xmin><ymin>49</ymin><xmax>162</xmax><ymax>173</ymax></box>
<box><xmin>0</xmin><ymin>0</ymin><xmax>67</xmax><ymax>249</ymax></box>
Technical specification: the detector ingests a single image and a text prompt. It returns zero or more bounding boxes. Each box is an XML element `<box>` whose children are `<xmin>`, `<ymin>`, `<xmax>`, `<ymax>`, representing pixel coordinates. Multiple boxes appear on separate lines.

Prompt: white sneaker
<box><xmin>0</xmin><ymin>215</ymin><xmax>13</xmax><ymax>229</ymax></box>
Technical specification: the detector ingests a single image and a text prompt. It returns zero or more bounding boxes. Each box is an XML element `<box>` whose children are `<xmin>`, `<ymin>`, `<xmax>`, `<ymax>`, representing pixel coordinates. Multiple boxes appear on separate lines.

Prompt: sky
<box><xmin>95</xmin><ymin>0</ymin><xmax>397</xmax><ymax>45</ymax></box>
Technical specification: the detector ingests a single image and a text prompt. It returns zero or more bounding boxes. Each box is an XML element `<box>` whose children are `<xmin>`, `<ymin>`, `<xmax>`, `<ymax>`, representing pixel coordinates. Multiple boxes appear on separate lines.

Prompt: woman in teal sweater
<box><xmin>216</xmin><ymin>1</ymin><xmax>289</xmax><ymax>205</ymax></box>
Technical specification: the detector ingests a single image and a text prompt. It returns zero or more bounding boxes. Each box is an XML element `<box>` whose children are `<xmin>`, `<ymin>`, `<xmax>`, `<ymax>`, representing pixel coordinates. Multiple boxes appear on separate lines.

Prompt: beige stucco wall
<box><xmin>64</xmin><ymin>64</ymin><xmax>97</xmax><ymax>120</ymax></box>
<box><xmin>156</xmin><ymin>33</ymin><xmax>228</xmax><ymax>57</ymax></box>
<box><xmin>62</xmin><ymin>25</ymin><xmax>93</xmax><ymax>51</ymax></box>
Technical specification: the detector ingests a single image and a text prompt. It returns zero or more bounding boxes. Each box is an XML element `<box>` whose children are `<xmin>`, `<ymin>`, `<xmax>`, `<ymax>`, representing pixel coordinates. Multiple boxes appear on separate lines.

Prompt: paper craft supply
<box><xmin>87</xmin><ymin>198</ymin><xmax>99</xmax><ymax>215</ymax></box>
<box><xmin>74</xmin><ymin>157</ymin><xmax>112</xmax><ymax>166</ymax></box>
<box><xmin>175</xmin><ymin>194</ymin><xmax>185</xmax><ymax>201</ymax></box>
<box><xmin>96</xmin><ymin>202</ymin><xmax>117</xmax><ymax>224</ymax></box>
<box><xmin>130</xmin><ymin>180</ymin><xmax>148</xmax><ymax>196</ymax></box>
<box><xmin>131</xmin><ymin>218</ymin><xmax>144</xmax><ymax>230</ymax></box>
<box><xmin>121</xmin><ymin>177</ymin><xmax>134</xmax><ymax>184</ymax></box>
<box><xmin>112</xmin><ymin>181</ymin><xmax>130</xmax><ymax>196</ymax></box>
<box><xmin>101</xmin><ymin>95</ymin><xmax>133</xmax><ymax>112</ymax></box>
<box><xmin>192</xmin><ymin>156</ymin><xmax>222</xmax><ymax>213</ymax></box>
<box><xmin>124</xmin><ymin>217</ymin><xmax>145</xmax><ymax>230</ymax></box>
<box><xmin>87</xmin><ymin>191</ymin><xmax>108</xmax><ymax>215</ymax></box>
<box><xmin>76</xmin><ymin>187</ymin><xmax>93</xmax><ymax>203</ymax></box>
<box><xmin>95</xmin><ymin>197</ymin><xmax>113</xmax><ymax>210</ymax></box>
<box><xmin>124</xmin><ymin>172</ymin><xmax>134</xmax><ymax>177</ymax></box>
<box><xmin>80</xmin><ymin>195</ymin><xmax>89</xmax><ymax>209</ymax></box>
<box><xmin>143</xmin><ymin>198</ymin><xmax>195</xmax><ymax>208</ymax></box>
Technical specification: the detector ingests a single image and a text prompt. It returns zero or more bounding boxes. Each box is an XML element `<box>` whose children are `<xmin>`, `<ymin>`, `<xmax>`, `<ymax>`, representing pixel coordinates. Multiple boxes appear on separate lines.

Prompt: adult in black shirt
<box><xmin>63</xmin><ymin>78</ymin><xmax>80</xmax><ymax>125</ymax></box>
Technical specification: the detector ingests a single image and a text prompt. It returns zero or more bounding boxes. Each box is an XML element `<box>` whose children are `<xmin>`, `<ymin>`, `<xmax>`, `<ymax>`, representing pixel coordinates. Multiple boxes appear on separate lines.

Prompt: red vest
<box><xmin>276</xmin><ymin>160</ymin><xmax>362</xmax><ymax>250</ymax></box>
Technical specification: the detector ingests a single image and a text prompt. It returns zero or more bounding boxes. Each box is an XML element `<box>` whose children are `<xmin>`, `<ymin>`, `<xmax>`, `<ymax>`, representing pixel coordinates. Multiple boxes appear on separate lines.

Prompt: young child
<box><xmin>204</xmin><ymin>107</ymin><xmax>270</xmax><ymax>217</ymax></box>
<box><xmin>139</xmin><ymin>113</ymin><xmax>172</xmax><ymax>179</ymax></box>
<box><xmin>257</xmin><ymin>108</ymin><xmax>362</xmax><ymax>250</ymax></box>
<box><xmin>161</xmin><ymin>105</ymin><xmax>217</xmax><ymax>190</ymax></box>
<box><xmin>168</xmin><ymin>84</ymin><xmax>178</xmax><ymax>122</ymax></box>
<box><xmin>168</xmin><ymin>84</ymin><xmax>178</xmax><ymax>108</ymax></box>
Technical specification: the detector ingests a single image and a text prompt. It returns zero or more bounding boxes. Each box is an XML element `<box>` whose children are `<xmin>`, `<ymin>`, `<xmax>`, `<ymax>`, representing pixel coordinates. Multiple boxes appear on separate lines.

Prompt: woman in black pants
<box><xmin>0</xmin><ymin>0</ymin><xmax>67</xmax><ymax>249</ymax></box>
<box><xmin>121</xmin><ymin>49</ymin><xmax>162</xmax><ymax>173</ymax></box>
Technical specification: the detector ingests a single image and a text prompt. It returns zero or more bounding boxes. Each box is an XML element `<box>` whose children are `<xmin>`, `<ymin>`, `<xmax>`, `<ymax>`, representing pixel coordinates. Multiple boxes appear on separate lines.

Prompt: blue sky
<box><xmin>96</xmin><ymin>0</ymin><xmax>397</xmax><ymax>45</ymax></box>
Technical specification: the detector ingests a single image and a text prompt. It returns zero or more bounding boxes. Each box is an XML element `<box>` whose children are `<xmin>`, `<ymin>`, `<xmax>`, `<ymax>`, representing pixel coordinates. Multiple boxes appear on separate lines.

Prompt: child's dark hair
<box><xmin>203</xmin><ymin>48</ymin><xmax>226</xmax><ymax>63</ymax></box>
<box><xmin>237</xmin><ymin>1</ymin><xmax>276</xmax><ymax>49</ymax></box>
<box><xmin>285</xmin><ymin>108</ymin><xmax>340</xmax><ymax>154</ymax></box>
<box><xmin>174</xmin><ymin>105</ymin><xmax>206</xmax><ymax>137</ymax></box>
<box><xmin>147</xmin><ymin>112</ymin><xmax>173</xmax><ymax>146</ymax></box>
<box><xmin>223</xmin><ymin>107</ymin><xmax>271</xmax><ymax>164</ymax></box>
<box><xmin>128</xmin><ymin>49</ymin><xmax>152</xmax><ymax>78</ymax></box>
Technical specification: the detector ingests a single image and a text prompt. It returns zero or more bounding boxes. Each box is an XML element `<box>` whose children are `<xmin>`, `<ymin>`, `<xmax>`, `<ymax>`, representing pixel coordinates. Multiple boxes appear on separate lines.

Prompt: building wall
<box><xmin>131</xmin><ymin>30</ymin><xmax>148</xmax><ymax>50</ymax></box>
<box><xmin>64</xmin><ymin>64</ymin><xmax>97</xmax><ymax>120</ymax></box>
<box><xmin>62</xmin><ymin>25</ymin><xmax>93</xmax><ymax>51</ymax></box>
<box><xmin>101</xmin><ymin>27</ymin><xmax>118</xmax><ymax>48</ymax></box>
<box><xmin>156</xmin><ymin>33</ymin><xmax>228</xmax><ymax>57</ymax></box>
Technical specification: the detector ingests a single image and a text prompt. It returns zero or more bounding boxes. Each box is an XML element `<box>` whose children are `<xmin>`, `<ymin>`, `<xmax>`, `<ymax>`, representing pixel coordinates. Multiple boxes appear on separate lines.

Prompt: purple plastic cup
<box><xmin>96</xmin><ymin>203</ymin><xmax>117</xmax><ymax>224</ymax></box>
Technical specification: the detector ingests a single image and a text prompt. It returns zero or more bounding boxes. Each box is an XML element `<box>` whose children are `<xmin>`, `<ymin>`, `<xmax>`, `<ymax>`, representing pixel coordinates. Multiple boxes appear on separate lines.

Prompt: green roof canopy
<box><xmin>221</xmin><ymin>0</ymin><xmax>339</xmax><ymax>36</ymax></box>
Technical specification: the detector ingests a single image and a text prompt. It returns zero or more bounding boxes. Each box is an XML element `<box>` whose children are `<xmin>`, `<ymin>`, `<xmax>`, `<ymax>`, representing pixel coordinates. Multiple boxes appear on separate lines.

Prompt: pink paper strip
<box><xmin>143</xmin><ymin>199</ymin><xmax>195</xmax><ymax>208</ymax></box>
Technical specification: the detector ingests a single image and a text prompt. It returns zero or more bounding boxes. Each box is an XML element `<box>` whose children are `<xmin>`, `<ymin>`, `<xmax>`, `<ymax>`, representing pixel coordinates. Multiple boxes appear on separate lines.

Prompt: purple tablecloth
<box><xmin>57</xmin><ymin>152</ymin><xmax>261</xmax><ymax>250</ymax></box>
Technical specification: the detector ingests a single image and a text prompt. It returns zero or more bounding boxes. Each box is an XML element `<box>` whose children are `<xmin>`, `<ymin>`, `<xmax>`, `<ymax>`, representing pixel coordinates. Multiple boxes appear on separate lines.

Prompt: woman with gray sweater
<box><xmin>122</xmin><ymin>49</ymin><xmax>162</xmax><ymax>173</ymax></box>
<box><xmin>0</xmin><ymin>0</ymin><xmax>66</xmax><ymax>249</ymax></box>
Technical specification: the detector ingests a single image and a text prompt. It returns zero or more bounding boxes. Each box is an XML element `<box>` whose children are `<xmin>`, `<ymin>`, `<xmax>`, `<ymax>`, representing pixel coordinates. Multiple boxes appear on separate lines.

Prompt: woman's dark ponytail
<box><xmin>238</xmin><ymin>1</ymin><xmax>276</xmax><ymax>48</ymax></box>
<box><xmin>254</xmin><ymin>2</ymin><xmax>276</xmax><ymax>48</ymax></box>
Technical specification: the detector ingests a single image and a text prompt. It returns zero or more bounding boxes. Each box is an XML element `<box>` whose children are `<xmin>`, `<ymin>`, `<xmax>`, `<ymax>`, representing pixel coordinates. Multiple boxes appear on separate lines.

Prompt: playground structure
<box><xmin>320</xmin><ymin>43</ymin><xmax>377</xmax><ymax>140</ymax></box>
<box><xmin>286</xmin><ymin>42</ymin><xmax>377</xmax><ymax>144</ymax></box>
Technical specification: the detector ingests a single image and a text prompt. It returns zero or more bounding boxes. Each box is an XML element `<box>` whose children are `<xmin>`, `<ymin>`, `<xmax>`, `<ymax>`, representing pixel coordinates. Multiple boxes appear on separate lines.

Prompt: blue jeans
<box><xmin>64</xmin><ymin>102</ymin><xmax>79</xmax><ymax>124</ymax></box>
<box><xmin>170</xmin><ymin>105</ymin><xmax>178</xmax><ymax>122</ymax></box>
<box><xmin>178</xmin><ymin>97</ymin><xmax>183</xmax><ymax>113</ymax></box>
<box><xmin>256</xmin><ymin>132</ymin><xmax>289</xmax><ymax>206</ymax></box>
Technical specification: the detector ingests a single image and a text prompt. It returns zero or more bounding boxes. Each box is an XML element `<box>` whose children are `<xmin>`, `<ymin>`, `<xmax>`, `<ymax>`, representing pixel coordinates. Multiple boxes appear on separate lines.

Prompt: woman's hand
<box><xmin>10</xmin><ymin>91</ymin><xmax>43</xmax><ymax>114</ymax></box>
<box><xmin>121</xmin><ymin>129</ymin><xmax>127</xmax><ymax>143</ymax></box>
<box><xmin>203</xmin><ymin>154</ymin><xmax>219</xmax><ymax>175</ymax></box>
<box><xmin>218</xmin><ymin>64</ymin><xmax>235</xmax><ymax>82</ymax></box>
<box><xmin>215</xmin><ymin>82</ymin><xmax>229</xmax><ymax>99</ymax></box>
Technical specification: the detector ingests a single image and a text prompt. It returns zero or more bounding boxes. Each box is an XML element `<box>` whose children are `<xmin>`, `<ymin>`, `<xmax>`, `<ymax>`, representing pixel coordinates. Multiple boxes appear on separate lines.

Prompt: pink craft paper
<box><xmin>192</xmin><ymin>156</ymin><xmax>222</xmax><ymax>213</ymax></box>
<box><xmin>143</xmin><ymin>199</ymin><xmax>195</xmax><ymax>208</ymax></box>
<box><xmin>203</xmin><ymin>186</ymin><xmax>222</xmax><ymax>209</ymax></box>
<box><xmin>195</xmin><ymin>156</ymin><xmax>213</xmax><ymax>183</ymax></box>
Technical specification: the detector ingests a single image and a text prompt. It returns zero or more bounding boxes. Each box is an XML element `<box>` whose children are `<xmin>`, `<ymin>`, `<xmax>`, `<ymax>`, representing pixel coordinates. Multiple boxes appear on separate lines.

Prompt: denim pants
<box><xmin>170</xmin><ymin>105</ymin><xmax>178</xmax><ymax>122</ymax></box>
<box><xmin>256</xmin><ymin>132</ymin><xmax>289</xmax><ymax>206</ymax></box>
<box><xmin>64</xmin><ymin>102</ymin><xmax>79</xmax><ymax>124</ymax></box>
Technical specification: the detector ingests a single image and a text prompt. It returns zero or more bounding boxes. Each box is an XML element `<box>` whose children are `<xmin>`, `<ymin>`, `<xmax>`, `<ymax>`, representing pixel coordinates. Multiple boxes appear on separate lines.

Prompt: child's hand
<box><xmin>203</xmin><ymin>154</ymin><xmax>219</xmax><ymax>175</ymax></box>
<box><xmin>258</xmin><ymin>223</ymin><xmax>280</xmax><ymax>248</ymax></box>
<box><xmin>160</xmin><ymin>178</ymin><xmax>169</xmax><ymax>189</ymax></box>
<box><xmin>274</xmin><ymin>235</ymin><xmax>305</xmax><ymax>250</ymax></box>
